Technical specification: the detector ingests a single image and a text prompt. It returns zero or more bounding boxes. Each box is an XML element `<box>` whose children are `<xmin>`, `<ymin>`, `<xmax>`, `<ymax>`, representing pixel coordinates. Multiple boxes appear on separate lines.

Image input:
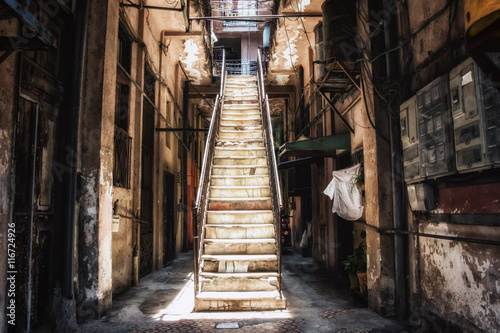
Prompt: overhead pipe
<box><xmin>190</xmin><ymin>13</ymin><xmax>322</xmax><ymax>20</ymax></box>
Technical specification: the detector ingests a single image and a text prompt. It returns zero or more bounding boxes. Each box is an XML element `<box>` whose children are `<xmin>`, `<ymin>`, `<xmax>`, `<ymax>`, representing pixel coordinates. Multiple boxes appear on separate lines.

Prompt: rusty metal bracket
<box><xmin>2</xmin><ymin>0</ymin><xmax>57</xmax><ymax>47</ymax></box>
<box><xmin>337</xmin><ymin>60</ymin><xmax>360</xmax><ymax>91</ymax></box>
<box><xmin>318</xmin><ymin>90</ymin><xmax>355</xmax><ymax>133</ymax></box>
<box><xmin>0</xmin><ymin>50</ymin><xmax>14</xmax><ymax>65</ymax></box>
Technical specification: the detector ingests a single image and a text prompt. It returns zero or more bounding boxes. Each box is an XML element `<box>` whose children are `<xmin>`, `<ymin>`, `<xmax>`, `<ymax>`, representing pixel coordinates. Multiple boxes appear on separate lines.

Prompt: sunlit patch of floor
<box><xmin>151</xmin><ymin>272</ymin><xmax>292</xmax><ymax>322</ymax></box>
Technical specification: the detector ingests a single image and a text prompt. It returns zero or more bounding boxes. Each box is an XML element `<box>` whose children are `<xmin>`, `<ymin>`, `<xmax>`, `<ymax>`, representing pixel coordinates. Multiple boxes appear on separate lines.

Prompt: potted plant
<box><xmin>342</xmin><ymin>230</ymin><xmax>367</xmax><ymax>294</ymax></box>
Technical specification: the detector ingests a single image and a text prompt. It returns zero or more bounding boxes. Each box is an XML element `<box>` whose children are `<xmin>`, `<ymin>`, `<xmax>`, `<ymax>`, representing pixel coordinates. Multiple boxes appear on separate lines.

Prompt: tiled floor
<box><xmin>79</xmin><ymin>250</ymin><xmax>409</xmax><ymax>333</ymax></box>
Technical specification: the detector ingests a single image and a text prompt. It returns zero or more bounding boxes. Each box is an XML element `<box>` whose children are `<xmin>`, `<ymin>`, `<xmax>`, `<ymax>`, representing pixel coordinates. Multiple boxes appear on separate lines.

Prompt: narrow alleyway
<box><xmin>79</xmin><ymin>251</ymin><xmax>407</xmax><ymax>333</ymax></box>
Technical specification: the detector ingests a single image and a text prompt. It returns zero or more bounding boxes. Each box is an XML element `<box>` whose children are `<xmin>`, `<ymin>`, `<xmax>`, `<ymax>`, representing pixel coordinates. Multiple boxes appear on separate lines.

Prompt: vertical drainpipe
<box><xmin>182</xmin><ymin>80</ymin><xmax>189</xmax><ymax>252</ymax></box>
<box><xmin>384</xmin><ymin>5</ymin><xmax>407</xmax><ymax>321</ymax></box>
<box><xmin>62</xmin><ymin>0</ymin><xmax>89</xmax><ymax>299</ymax></box>
<box><xmin>297</xmin><ymin>66</ymin><xmax>305</xmax><ymax>133</ymax></box>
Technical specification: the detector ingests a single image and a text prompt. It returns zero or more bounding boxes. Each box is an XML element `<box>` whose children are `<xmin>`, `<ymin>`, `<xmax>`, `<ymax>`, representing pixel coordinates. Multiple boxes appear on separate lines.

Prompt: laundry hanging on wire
<box><xmin>323</xmin><ymin>164</ymin><xmax>364</xmax><ymax>221</ymax></box>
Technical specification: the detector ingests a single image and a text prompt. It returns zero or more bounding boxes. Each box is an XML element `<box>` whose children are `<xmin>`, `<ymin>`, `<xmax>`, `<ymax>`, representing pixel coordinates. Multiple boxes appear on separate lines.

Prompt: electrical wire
<box><xmin>178</xmin><ymin>61</ymin><xmax>211</xmax><ymax>121</ymax></box>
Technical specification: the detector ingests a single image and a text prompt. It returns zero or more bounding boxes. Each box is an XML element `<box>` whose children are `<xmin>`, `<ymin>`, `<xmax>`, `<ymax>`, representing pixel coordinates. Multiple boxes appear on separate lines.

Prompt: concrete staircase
<box><xmin>195</xmin><ymin>76</ymin><xmax>286</xmax><ymax>311</ymax></box>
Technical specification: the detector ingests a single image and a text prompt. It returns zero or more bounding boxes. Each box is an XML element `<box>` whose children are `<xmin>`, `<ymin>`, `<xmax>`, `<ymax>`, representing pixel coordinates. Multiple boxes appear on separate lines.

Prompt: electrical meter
<box><xmin>400</xmin><ymin>96</ymin><xmax>421</xmax><ymax>183</ymax></box>
<box><xmin>449</xmin><ymin>54</ymin><xmax>500</xmax><ymax>173</ymax></box>
<box><xmin>416</xmin><ymin>75</ymin><xmax>456</xmax><ymax>179</ymax></box>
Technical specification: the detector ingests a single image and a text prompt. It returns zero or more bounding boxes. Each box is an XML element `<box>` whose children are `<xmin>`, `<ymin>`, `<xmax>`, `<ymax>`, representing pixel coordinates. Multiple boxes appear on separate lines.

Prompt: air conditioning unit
<box><xmin>400</xmin><ymin>96</ymin><xmax>421</xmax><ymax>183</ymax></box>
<box><xmin>416</xmin><ymin>75</ymin><xmax>456</xmax><ymax>179</ymax></box>
<box><xmin>449</xmin><ymin>54</ymin><xmax>500</xmax><ymax>173</ymax></box>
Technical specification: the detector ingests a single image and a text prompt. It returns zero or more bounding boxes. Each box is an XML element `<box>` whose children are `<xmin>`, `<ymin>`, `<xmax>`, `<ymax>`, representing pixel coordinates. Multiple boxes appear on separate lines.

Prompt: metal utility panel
<box><xmin>400</xmin><ymin>96</ymin><xmax>421</xmax><ymax>183</ymax></box>
<box><xmin>449</xmin><ymin>55</ymin><xmax>500</xmax><ymax>173</ymax></box>
<box><xmin>407</xmin><ymin>183</ymin><xmax>436</xmax><ymax>211</ymax></box>
<box><xmin>416</xmin><ymin>75</ymin><xmax>456</xmax><ymax>179</ymax></box>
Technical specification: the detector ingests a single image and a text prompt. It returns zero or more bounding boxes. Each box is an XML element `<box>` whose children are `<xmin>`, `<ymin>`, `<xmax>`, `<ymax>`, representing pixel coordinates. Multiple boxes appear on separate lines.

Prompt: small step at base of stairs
<box><xmin>195</xmin><ymin>291</ymin><xmax>286</xmax><ymax>311</ymax></box>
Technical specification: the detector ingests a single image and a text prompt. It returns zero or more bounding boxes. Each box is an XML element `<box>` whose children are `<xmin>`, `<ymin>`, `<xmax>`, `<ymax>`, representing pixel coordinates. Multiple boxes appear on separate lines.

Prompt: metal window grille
<box><xmin>113</xmin><ymin>127</ymin><xmax>132</xmax><ymax>188</ymax></box>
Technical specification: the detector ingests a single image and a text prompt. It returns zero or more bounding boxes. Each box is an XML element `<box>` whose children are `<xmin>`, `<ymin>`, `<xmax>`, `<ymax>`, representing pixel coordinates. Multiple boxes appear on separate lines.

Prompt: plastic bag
<box><xmin>299</xmin><ymin>230</ymin><xmax>308</xmax><ymax>248</ymax></box>
<box><xmin>323</xmin><ymin>164</ymin><xmax>364</xmax><ymax>221</ymax></box>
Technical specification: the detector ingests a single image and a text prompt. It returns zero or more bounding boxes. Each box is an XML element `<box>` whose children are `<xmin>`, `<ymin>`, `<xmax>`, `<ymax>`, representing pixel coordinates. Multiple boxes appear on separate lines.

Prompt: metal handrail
<box><xmin>256</xmin><ymin>51</ymin><xmax>283</xmax><ymax>292</ymax></box>
<box><xmin>193</xmin><ymin>50</ymin><xmax>226</xmax><ymax>297</ymax></box>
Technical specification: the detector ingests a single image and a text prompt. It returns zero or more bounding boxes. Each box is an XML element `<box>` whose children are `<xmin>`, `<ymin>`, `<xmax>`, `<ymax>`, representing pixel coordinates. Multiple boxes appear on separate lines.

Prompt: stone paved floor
<box><xmin>79</xmin><ymin>250</ymin><xmax>410</xmax><ymax>333</ymax></box>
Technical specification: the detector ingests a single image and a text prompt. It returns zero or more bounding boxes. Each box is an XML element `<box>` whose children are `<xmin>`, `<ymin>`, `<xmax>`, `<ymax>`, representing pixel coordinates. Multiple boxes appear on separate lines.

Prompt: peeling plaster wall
<box><xmin>418</xmin><ymin>222</ymin><xmax>500</xmax><ymax>331</ymax></box>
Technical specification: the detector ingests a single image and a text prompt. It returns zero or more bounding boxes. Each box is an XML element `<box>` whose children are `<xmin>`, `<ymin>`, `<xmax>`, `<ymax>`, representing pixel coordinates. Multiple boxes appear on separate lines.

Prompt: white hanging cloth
<box><xmin>323</xmin><ymin>164</ymin><xmax>364</xmax><ymax>221</ymax></box>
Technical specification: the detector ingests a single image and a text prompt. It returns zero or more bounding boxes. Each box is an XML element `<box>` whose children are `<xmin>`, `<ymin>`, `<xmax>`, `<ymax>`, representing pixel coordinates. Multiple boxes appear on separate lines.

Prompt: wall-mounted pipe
<box><xmin>62</xmin><ymin>0</ymin><xmax>89</xmax><ymax>300</ymax></box>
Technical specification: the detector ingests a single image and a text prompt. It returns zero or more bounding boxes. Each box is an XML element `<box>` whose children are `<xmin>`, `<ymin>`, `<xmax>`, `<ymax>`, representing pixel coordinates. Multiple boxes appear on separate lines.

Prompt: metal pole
<box><xmin>182</xmin><ymin>80</ymin><xmax>189</xmax><ymax>252</ymax></box>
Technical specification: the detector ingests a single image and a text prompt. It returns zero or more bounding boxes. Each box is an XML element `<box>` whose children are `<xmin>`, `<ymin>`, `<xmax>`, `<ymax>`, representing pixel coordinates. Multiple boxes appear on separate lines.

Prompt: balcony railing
<box><xmin>213</xmin><ymin>59</ymin><xmax>257</xmax><ymax>76</ymax></box>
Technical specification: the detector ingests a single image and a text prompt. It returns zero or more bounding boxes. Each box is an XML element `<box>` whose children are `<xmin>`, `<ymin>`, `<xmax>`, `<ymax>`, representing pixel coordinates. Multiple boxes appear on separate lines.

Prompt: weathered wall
<box><xmin>399</xmin><ymin>0</ymin><xmax>500</xmax><ymax>330</ymax></box>
<box><xmin>0</xmin><ymin>20</ymin><xmax>18</xmax><ymax>330</ymax></box>
<box><xmin>358</xmin><ymin>0</ymin><xmax>396</xmax><ymax>316</ymax></box>
<box><xmin>76</xmin><ymin>0</ymin><xmax>119</xmax><ymax>319</ymax></box>
<box><xmin>418</xmin><ymin>222</ymin><xmax>500</xmax><ymax>331</ymax></box>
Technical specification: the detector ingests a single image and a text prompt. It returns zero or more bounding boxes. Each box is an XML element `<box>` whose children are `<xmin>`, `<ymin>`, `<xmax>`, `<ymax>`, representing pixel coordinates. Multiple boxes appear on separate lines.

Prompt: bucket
<box><xmin>322</xmin><ymin>0</ymin><xmax>357</xmax><ymax>63</ymax></box>
<box><xmin>464</xmin><ymin>0</ymin><xmax>500</xmax><ymax>40</ymax></box>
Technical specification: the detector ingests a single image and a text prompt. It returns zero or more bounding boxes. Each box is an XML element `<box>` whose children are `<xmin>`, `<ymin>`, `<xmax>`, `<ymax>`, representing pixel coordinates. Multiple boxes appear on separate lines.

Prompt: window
<box><xmin>114</xmin><ymin>27</ymin><xmax>132</xmax><ymax>188</ymax></box>
<box><xmin>118</xmin><ymin>29</ymin><xmax>132</xmax><ymax>72</ymax></box>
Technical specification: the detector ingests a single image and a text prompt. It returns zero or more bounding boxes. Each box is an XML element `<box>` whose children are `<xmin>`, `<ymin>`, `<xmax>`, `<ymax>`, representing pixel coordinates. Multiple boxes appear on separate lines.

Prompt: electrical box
<box><xmin>407</xmin><ymin>183</ymin><xmax>436</xmax><ymax>211</ymax></box>
<box><xmin>449</xmin><ymin>54</ymin><xmax>500</xmax><ymax>173</ymax></box>
<box><xmin>416</xmin><ymin>75</ymin><xmax>456</xmax><ymax>179</ymax></box>
<box><xmin>400</xmin><ymin>96</ymin><xmax>421</xmax><ymax>183</ymax></box>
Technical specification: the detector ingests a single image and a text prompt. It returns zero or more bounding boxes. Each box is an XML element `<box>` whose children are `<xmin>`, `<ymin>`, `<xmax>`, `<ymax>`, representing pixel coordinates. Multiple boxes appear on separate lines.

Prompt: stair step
<box><xmin>208</xmin><ymin>197</ymin><xmax>272</xmax><ymax>210</ymax></box>
<box><xmin>219</xmin><ymin>122</ymin><xmax>262</xmax><ymax>129</ymax></box>
<box><xmin>225</xmin><ymin>95</ymin><xmax>258</xmax><ymax>99</ymax></box>
<box><xmin>202</xmin><ymin>254</ymin><xmax>277</xmax><ymax>261</ymax></box>
<box><xmin>210</xmin><ymin>185</ymin><xmax>271</xmax><ymax>198</ymax></box>
<box><xmin>200</xmin><ymin>272</ymin><xmax>278</xmax><ymax>278</ymax></box>
<box><xmin>221</xmin><ymin>119</ymin><xmax>261</xmax><ymax>126</ymax></box>
<box><xmin>207</xmin><ymin>210</ymin><xmax>273</xmax><ymax>224</ymax></box>
<box><xmin>225</xmin><ymin>83</ymin><xmax>257</xmax><ymax>88</ymax></box>
<box><xmin>199</xmin><ymin>273</ymin><xmax>279</xmax><ymax>292</ymax></box>
<box><xmin>225</xmin><ymin>88</ymin><xmax>258</xmax><ymax>93</ymax></box>
<box><xmin>219</xmin><ymin>130</ymin><xmax>263</xmax><ymax>140</ymax></box>
<box><xmin>224</xmin><ymin>103</ymin><xmax>259</xmax><ymax>109</ymax></box>
<box><xmin>222</xmin><ymin>111</ymin><xmax>260</xmax><ymax>116</ymax></box>
<box><xmin>204</xmin><ymin>238</ymin><xmax>276</xmax><ymax>255</ymax></box>
<box><xmin>201</xmin><ymin>253</ymin><xmax>278</xmax><ymax>272</ymax></box>
<box><xmin>211</xmin><ymin>175</ymin><xmax>270</xmax><ymax>186</ymax></box>
<box><xmin>213</xmin><ymin>156</ymin><xmax>267</xmax><ymax>166</ymax></box>
<box><xmin>215</xmin><ymin>147</ymin><xmax>265</xmax><ymax>157</ymax></box>
<box><xmin>205</xmin><ymin>224</ymin><xmax>275</xmax><ymax>239</ymax></box>
<box><xmin>219</xmin><ymin>125</ymin><xmax>262</xmax><ymax>131</ymax></box>
<box><xmin>221</xmin><ymin>114</ymin><xmax>260</xmax><ymax>120</ymax></box>
<box><xmin>204</xmin><ymin>238</ymin><xmax>275</xmax><ymax>244</ymax></box>
<box><xmin>212</xmin><ymin>165</ymin><xmax>268</xmax><ymax>176</ymax></box>
<box><xmin>195</xmin><ymin>291</ymin><xmax>285</xmax><ymax>312</ymax></box>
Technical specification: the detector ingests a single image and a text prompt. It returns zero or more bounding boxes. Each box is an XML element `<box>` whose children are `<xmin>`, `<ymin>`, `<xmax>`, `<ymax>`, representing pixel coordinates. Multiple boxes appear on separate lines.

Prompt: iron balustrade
<box><xmin>214</xmin><ymin>59</ymin><xmax>257</xmax><ymax>76</ymax></box>
<box><xmin>193</xmin><ymin>50</ymin><xmax>226</xmax><ymax>297</ymax></box>
<box><xmin>257</xmin><ymin>51</ymin><xmax>283</xmax><ymax>292</ymax></box>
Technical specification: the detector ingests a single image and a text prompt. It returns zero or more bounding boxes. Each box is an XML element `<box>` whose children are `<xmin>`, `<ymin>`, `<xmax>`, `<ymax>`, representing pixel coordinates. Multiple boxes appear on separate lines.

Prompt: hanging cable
<box><xmin>178</xmin><ymin>60</ymin><xmax>212</xmax><ymax>122</ymax></box>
